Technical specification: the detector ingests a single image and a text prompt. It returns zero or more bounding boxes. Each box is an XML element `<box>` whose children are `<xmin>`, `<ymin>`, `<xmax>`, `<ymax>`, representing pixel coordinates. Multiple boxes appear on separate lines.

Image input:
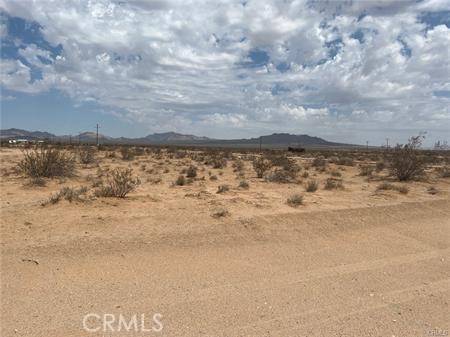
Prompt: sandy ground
<box><xmin>1</xmin><ymin>147</ymin><xmax>449</xmax><ymax>336</ymax></box>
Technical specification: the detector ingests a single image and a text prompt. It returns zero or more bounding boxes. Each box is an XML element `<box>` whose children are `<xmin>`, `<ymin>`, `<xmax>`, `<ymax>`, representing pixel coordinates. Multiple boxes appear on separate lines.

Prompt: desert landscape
<box><xmin>1</xmin><ymin>144</ymin><xmax>449</xmax><ymax>336</ymax></box>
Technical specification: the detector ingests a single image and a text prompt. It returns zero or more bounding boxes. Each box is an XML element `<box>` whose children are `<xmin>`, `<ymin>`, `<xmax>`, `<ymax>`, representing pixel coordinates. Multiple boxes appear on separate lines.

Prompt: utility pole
<box><xmin>386</xmin><ymin>138</ymin><xmax>389</xmax><ymax>149</ymax></box>
<box><xmin>96</xmin><ymin>124</ymin><xmax>100</xmax><ymax>147</ymax></box>
<box><xmin>366</xmin><ymin>140</ymin><xmax>369</xmax><ymax>150</ymax></box>
<box><xmin>259</xmin><ymin>136</ymin><xmax>262</xmax><ymax>153</ymax></box>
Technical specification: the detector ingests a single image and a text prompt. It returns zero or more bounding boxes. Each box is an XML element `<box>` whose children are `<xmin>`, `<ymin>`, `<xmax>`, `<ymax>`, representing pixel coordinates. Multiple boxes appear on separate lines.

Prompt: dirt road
<box><xmin>1</xmin><ymin>199</ymin><xmax>449</xmax><ymax>336</ymax></box>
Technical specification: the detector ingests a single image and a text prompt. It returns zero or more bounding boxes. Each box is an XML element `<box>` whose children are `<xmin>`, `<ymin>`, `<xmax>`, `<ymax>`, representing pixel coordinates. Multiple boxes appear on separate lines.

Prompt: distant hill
<box><xmin>0</xmin><ymin>128</ymin><xmax>56</xmax><ymax>140</ymax></box>
<box><xmin>1</xmin><ymin>128</ymin><xmax>356</xmax><ymax>148</ymax></box>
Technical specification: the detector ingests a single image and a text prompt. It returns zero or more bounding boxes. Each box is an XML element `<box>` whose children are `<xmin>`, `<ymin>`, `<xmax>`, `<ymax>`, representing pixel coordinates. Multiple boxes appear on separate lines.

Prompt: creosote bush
<box><xmin>389</xmin><ymin>135</ymin><xmax>425</xmax><ymax>181</ymax></box>
<box><xmin>79</xmin><ymin>147</ymin><xmax>96</xmax><ymax>164</ymax></box>
<box><xmin>252</xmin><ymin>157</ymin><xmax>272</xmax><ymax>178</ymax></box>
<box><xmin>95</xmin><ymin>168</ymin><xmax>140</xmax><ymax>198</ymax></box>
<box><xmin>120</xmin><ymin>147</ymin><xmax>135</xmax><ymax>161</ymax></box>
<box><xmin>186</xmin><ymin>165</ymin><xmax>197</xmax><ymax>178</ymax></box>
<box><xmin>18</xmin><ymin>148</ymin><xmax>75</xmax><ymax>178</ymax></box>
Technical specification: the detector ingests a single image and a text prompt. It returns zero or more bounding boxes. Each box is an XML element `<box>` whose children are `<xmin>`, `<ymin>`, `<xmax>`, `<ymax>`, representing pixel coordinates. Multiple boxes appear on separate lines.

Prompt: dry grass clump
<box><xmin>252</xmin><ymin>157</ymin><xmax>272</xmax><ymax>178</ymax></box>
<box><xmin>287</xmin><ymin>193</ymin><xmax>304</xmax><ymax>207</ymax></box>
<box><xmin>217</xmin><ymin>184</ymin><xmax>230</xmax><ymax>194</ymax></box>
<box><xmin>376</xmin><ymin>182</ymin><xmax>409</xmax><ymax>194</ymax></box>
<box><xmin>330</xmin><ymin>170</ymin><xmax>342</xmax><ymax>177</ymax></box>
<box><xmin>324</xmin><ymin>177</ymin><xmax>344</xmax><ymax>190</ymax></box>
<box><xmin>79</xmin><ymin>147</ymin><xmax>96</xmax><ymax>164</ymax></box>
<box><xmin>265</xmin><ymin>168</ymin><xmax>297</xmax><ymax>183</ymax></box>
<box><xmin>375</xmin><ymin>161</ymin><xmax>386</xmax><ymax>172</ymax></box>
<box><xmin>305</xmin><ymin>179</ymin><xmax>319</xmax><ymax>192</ymax></box>
<box><xmin>389</xmin><ymin>135</ymin><xmax>425</xmax><ymax>181</ymax></box>
<box><xmin>42</xmin><ymin>186</ymin><xmax>89</xmax><ymax>205</ymax></box>
<box><xmin>95</xmin><ymin>168</ymin><xmax>140</xmax><ymax>198</ymax></box>
<box><xmin>18</xmin><ymin>148</ymin><xmax>75</xmax><ymax>178</ymax></box>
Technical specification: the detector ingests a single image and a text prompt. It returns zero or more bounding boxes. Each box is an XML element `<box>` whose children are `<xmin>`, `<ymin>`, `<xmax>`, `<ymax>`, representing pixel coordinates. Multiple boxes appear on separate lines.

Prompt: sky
<box><xmin>0</xmin><ymin>0</ymin><xmax>449</xmax><ymax>146</ymax></box>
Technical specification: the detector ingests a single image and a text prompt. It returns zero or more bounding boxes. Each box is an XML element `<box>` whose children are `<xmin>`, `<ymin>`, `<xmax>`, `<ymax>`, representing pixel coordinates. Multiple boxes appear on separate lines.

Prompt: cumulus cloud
<box><xmin>0</xmin><ymin>0</ymin><xmax>449</xmax><ymax>143</ymax></box>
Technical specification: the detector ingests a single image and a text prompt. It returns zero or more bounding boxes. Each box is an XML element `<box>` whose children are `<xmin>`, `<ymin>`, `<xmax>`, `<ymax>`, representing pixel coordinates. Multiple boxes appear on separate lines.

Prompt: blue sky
<box><xmin>1</xmin><ymin>0</ymin><xmax>449</xmax><ymax>145</ymax></box>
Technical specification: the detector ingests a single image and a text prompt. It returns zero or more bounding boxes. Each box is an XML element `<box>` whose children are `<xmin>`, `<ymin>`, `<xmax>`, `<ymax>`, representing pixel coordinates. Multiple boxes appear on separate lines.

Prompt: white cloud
<box><xmin>0</xmin><ymin>0</ymin><xmax>449</xmax><ymax>144</ymax></box>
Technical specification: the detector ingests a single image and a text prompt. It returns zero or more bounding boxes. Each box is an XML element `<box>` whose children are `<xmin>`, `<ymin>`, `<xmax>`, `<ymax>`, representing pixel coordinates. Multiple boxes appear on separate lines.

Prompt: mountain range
<box><xmin>0</xmin><ymin>128</ymin><xmax>356</xmax><ymax>148</ymax></box>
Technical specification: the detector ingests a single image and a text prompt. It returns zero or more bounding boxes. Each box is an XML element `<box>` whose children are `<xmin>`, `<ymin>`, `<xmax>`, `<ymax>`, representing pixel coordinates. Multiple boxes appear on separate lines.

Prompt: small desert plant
<box><xmin>186</xmin><ymin>165</ymin><xmax>197</xmax><ymax>178</ymax></box>
<box><xmin>217</xmin><ymin>184</ymin><xmax>230</xmax><ymax>193</ymax></box>
<box><xmin>79</xmin><ymin>147</ymin><xmax>96</xmax><ymax>164</ymax></box>
<box><xmin>174</xmin><ymin>175</ymin><xmax>186</xmax><ymax>186</ymax></box>
<box><xmin>437</xmin><ymin>166</ymin><xmax>450</xmax><ymax>178</ymax></box>
<box><xmin>301</xmin><ymin>171</ymin><xmax>309</xmax><ymax>178</ymax></box>
<box><xmin>210</xmin><ymin>175</ymin><xmax>218</xmax><ymax>181</ymax></box>
<box><xmin>120</xmin><ymin>147</ymin><xmax>135</xmax><ymax>161</ymax></box>
<box><xmin>232</xmin><ymin>159</ymin><xmax>245</xmax><ymax>172</ymax></box>
<box><xmin>18</xmin><ymin>148</ymin><xmax>75</xmax><ymax>178</ymax></box>
<box><xmin>287</xmin><ymin>193</ymin><xmax>303</xmax><ymax>207</ymax></box>
<box><xmin>95</xmin><ymin>168</ymin><xmax>140</xmax><ymax>198</ymax></box>
<box><xmin>324</xmin><ymin>177</ymin><xmax>343</xmax><ymax>190</ymax></box>
<box><xmin>305</xmin><ymin>179</ymin><xmax>319</xmax><ymax>192</ymax></box>
<box><xmin>389</xmin><ymin>135</ymin><xmax>425</xmax><ymax>181</ymax></box>
<box><xmin>376</xmin><ymin>182</ymin><xmax>409</xmax><ymax>194</ymax></box>
<box><xmin>312</xmin><ymin>156</ymin><xmax>327</xmax><ymax>168</ymax></box>
<box><xmin>265</xmin><ymin>168</ymin><xmax>296</xmax><ymax>183</ymax></box>
<box><xmin>330</xmin><ymin>170</ymin><xmax>342</xmax><ymax>177</ymax></box>
<box><xmin>211</xmin><ymin>157</ymin><xmax>227</xmax><ymax>169</ymax></box>
<box><xmin>43</xmin><ymin>186</ymin><xmax>89</xmax><ymax>205</ymax></box>
<box><xmin>359</xmin><ymin>165</ymin><xmax>374</xmax><ymax>177</ymax></box>
<box><xmin>337</xmin><ymin>157</ymin><xmax>354</xmax><ymax>166</ymax></box>
<box><xmin>252</xmin><ymin>157</ymin><xmax>272</xmax><ymax>178</ymax></box>
<box><xmin>238</xmin><ymin>180</ymin><xmax>249</xmax><ymax>189</ymax></box>
<box><xmin>212</xmin><ymin>208</ymin><xmax>229</xmax><ymax>218</ymax></box>
<box><xmin>427</xmin><ymin>186</ymin><xmax>438</xmax><ymax>195</ymax></box>
<box><xmin>375</xmin><ymin>161</ymin><xmax>386</xmax><ymax>172</ymax></box>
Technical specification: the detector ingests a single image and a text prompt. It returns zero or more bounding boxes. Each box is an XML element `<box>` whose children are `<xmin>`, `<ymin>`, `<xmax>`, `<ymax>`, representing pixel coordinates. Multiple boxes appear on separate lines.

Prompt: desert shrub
<box><xmin>27</xmin><ymin>177</ymin><xmax>47</xmax><ymax>187</ymax></box>
<box><xmin>79</xmin><ymin>147</ymin><xmax>96</xmax><ymax>164</ymax></box>
<box><xmin>359</xmin><ymin>165</ymin><xmax>374</xmax><ymax>176</ymax></box>
<box><xmin>301</xmin><ymin>171</ymin><xmax>309</xmax><ymax>178</ymax></box>
<box><xmin>287</xmin><ymin>194</ymin><xmax>303</xmax><ymax>207</ymax></box>
<box><xmin>232</xmin><ymin>159</ymin><xmax>245</xmax><ymax>171</ymax></box>
<box><xmin>427</xmin><ymin>186</ymin><xmax>438</xmax><ymax>195</ymax></box>
<box><xmin>265</xmin><ymin>168</ymin><xmax>296</xmax><ymax>183</ymax></box>
<box><xmin>212</xmin><ymin>157</ymin><xmax>227</xmax><ymax>169</ymax></box>
<box><xmin>210</xmin><ymin>175</ymin><xmax>218</xmax><ymax>181</ymax></box>
<box><xmin>43</xmin><ymin>186</ymin><xmax>89</xmax><ymax>205</ymax></box>
<box><xmin>375</xmin><ymin>161</ymin><xmax>386</xmax><ymax>172</ymax></box>
<box><xmin>174</xmin><ymin>175</ymin><xmax>186</xmax><ymax>186</ymax></box>
<box><xmin>324</xmin><ymin>177</ymin><xmax>343</xmax><ymax>190</ymax></box>
<box><xmin>120</xmin><ymin>147</ymin><xmax>135</xmax><ymax>161</ymax></box>
<box><xmin>330</xmin><ymin>170</ymin><xmax>342</xmax><ymax>177</ymax></box>
<box><xmin>305</xmin><ymin>179</ymin><xmax>319</xmax><ymax>192</ymax></box>
<box><xmin>252</xmin><ymin>157</ymin><xmax>272</xmax><ymax>178</ymax></box>
<box><xmin>376</xmin><ymin>182</ymin><xmax>409</xmax><ymax>194</ymax></box>
<box><xmin>212</xmin><ymin>208</ymin><xmax>229</xmax><ymax>218</ymax></box>
<box><xmin>186</xmin><ymin>165</ymin><xmax>197</xmax><ymax>178</ymax></box>
<box><xmin>217</xmin><ymin>184</ymin><xmax>230</xmax><ymax>193</ymax></box>
<box><xmin>337</xmin><ymin>157</ymin><xmax>354</xmax><ymax>166</ymax></box>
<box><xmin>95</xmin><ymin>168</ymin><xmax>140</xmax><ymax>198</ymax></box>
<box><xmin>133</xmin><ymin>147</ymin><xmax>145</xmax><ymax>156</ymax></box>
<box><xmin>312</xmin><ymin>156</ymin><xmax>327</xmax><ymax>168</ymax></box>
<box><xmin>389</xmin><ymin>135</ymin><xmax>425</xmax><ymax>181</ymax></box>
<box><xmin>238</xmin><ymin>180</ymin><xmax>249</xmax><ymax>189</ymax></box>
<box><xmin>437</xmin><ymin>166</ymin><xmax>450</xmax><ymax>178</ymax></box>
<box><xmin>105</xmin><ymin>151</ymin><xmax>116</xmax><ymax>158</ymax></box>
<box><xmin>18</xmin><ymin>148</ymin><xmax>75</xmax><ymax>178</ymax></box>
